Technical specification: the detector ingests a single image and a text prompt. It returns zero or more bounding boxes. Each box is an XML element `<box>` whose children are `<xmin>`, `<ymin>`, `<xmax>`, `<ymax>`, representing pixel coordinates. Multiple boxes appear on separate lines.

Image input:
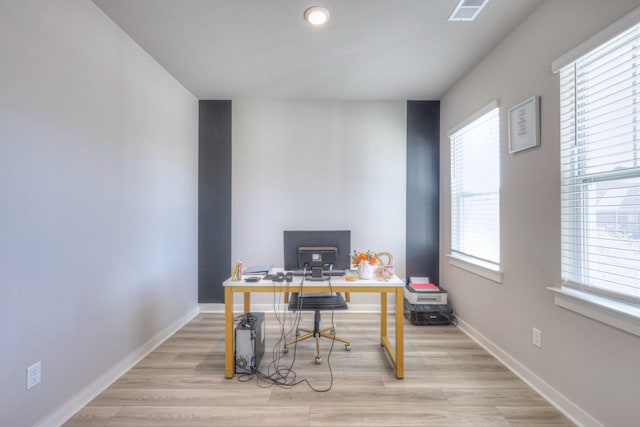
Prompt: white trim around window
<box><xmin>447</xmin><ymin>253</ymin><xmax>504</xmax><ymax>283</ymax></box>
<box><xmin>447</xmin><ymin>99</ymin><xmax>499</xmax><ymax>137</ymax></box>
<box><xmin>547</xmin><ymin>286</ymin><xmax>640</xmax><ymax>337</ymax></box>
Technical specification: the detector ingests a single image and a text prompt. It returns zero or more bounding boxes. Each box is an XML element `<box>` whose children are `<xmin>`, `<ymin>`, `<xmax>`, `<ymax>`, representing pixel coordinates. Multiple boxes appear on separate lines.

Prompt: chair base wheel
<box><xmin>283</xmin><ymin>346</ymin><xmax>288</xmax><ymax>354</ymax></box>
<box><xmin>315</xmin><ymin>357</ymin><xmax>322</xmax><ymax>364</ymax></box>
<box><xmin>345</xmin><ymin>344</ymin><xmax>351</xmax><ymax>351</ymax></box>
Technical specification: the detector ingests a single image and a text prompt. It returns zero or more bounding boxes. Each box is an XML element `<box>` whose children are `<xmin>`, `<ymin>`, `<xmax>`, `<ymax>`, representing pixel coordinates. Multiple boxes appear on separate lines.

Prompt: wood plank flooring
<box><xmin>63</xmin><ymin>313</ymin><xmax>574</xmax><ymax>426</ymax></box>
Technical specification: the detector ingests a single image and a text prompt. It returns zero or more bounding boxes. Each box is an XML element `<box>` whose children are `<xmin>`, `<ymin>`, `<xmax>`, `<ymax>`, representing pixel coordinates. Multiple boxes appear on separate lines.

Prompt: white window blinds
<box><xmin>449</xmin><ymin>104</ymin><xmax>501</xmax><ymax>270</ymax></box>
<box><xmin>560</xmin><ymin>23</ymin><xmax>640</xmax><ymax>304</ymax></box>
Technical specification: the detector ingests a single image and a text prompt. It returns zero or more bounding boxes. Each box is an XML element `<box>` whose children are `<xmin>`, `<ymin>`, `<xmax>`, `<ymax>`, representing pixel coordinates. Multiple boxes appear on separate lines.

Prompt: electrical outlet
<box><xmin>26</xmin><ymin>361</ymin><xmax>41</xmax><ymax>390</ymax></box>
<box><xmin>532</xmin><ymin>328</ymin><xmax>542</xmax><ymax>348</ymax></box>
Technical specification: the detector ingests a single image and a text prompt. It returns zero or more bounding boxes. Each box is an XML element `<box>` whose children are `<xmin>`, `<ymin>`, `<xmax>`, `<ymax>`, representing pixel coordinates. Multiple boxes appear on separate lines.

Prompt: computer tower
<box><xmin>234</xmin><ymin>312</ymin><xmax>265</xmax><ymax>374</ymax></box>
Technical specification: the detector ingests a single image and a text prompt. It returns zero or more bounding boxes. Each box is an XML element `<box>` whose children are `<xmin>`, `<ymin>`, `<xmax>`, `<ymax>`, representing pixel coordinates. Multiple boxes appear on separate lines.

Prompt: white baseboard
<box><xmin>199</xmin><ymin>303</ymin><xmax>392</xmax><ymax>313</ymax></box>
<box><xmin>37</xmin><ymin>306</ymin><xmax>200</xmax><ymax>427</ymax></box>
<box><xmin>456</xmin><ymin>316</ymin><xmax>602</xmax><ymax>427</ymax></box>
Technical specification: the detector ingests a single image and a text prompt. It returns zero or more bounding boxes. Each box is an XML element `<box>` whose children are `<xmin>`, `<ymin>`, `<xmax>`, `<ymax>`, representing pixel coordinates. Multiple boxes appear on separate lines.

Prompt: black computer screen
<box><xmin>283</xmin><ymin>230</ymin><xmax>351</xmax><ymax>271</ymax></box>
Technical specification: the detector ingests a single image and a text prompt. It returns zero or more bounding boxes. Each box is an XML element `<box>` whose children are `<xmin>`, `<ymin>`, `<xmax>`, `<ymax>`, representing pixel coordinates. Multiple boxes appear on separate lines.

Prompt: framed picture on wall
<box><xmin>508</xmin><ymin>96</ymin><xmax>540</xmax><ymax>154</ymax></box>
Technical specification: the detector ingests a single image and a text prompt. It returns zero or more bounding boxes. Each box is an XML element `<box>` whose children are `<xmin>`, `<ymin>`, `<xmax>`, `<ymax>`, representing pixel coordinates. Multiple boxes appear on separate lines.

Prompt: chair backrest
<box><xmin>287</xmin><ymin>292</ymin><xmax>348</xmax><ymax>312</ymax></box>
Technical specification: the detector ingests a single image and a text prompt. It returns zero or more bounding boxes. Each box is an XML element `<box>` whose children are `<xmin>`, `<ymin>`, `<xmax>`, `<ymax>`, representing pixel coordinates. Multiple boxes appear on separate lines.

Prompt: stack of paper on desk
<box><xmin>408</xmin><ymin>277</ymin><xmax>439</xmax><ymax>292</ymax></box>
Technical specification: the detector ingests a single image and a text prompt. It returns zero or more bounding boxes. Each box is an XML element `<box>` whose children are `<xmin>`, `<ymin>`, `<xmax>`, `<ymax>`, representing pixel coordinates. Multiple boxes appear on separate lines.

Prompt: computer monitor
<box><xmin>283</xmin><ymin>230</ymin><xmax>351</xmax><ymax>271</ymax></box>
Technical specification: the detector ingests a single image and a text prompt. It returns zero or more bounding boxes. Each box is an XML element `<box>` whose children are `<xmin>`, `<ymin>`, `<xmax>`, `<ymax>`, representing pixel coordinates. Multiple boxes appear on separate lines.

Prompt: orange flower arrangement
<box><xmin>351</xmin><ymin>250</ymin><xmax>377</xmax><ymax>266</ymax></box>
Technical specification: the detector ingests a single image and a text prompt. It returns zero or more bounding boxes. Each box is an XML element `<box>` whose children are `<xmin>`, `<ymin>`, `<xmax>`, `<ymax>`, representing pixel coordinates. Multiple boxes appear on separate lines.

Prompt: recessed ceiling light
<box><xmin>304</xmin><ymin>6</ymin><xmax>330</xmax><ymax>26</ymax></box>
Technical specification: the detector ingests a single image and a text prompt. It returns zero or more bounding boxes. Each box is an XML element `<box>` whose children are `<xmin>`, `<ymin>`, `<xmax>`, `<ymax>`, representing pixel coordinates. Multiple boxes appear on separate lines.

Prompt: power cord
<box><xmin>237</xmin><ymin>266</ymin><xmax>336</xmax><ymax>392</ymax></box>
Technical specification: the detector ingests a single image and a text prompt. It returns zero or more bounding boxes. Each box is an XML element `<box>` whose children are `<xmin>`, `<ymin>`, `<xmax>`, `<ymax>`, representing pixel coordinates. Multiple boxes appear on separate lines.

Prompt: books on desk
<box><xmin>243</xmin><ymin>265</ymin><xmax>273</xmax><ymax>275</ymax></box>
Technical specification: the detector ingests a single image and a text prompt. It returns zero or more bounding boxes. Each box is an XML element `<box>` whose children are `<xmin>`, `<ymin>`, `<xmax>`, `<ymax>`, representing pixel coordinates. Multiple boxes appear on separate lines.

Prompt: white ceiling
<box><xmin>92</xmin><ymin>0</ymin><xmax>544</xmax><ymax>100</ymax></box>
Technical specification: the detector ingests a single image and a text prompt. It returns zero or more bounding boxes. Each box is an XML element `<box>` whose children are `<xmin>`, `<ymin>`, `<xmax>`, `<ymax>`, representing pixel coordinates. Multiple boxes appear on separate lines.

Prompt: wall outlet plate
<box><xmin>27</xmin><ymin>361</ymin><xmax>41</xmax><ymax>390</ymax></box>
<box><xmin>532</xmin><ymin>328</ymin><xmax>542</xmax><ymax>348</ymax></box>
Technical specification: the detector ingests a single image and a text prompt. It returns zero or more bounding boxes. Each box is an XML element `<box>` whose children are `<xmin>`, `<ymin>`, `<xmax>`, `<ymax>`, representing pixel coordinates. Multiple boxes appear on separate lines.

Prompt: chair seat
<box><xmin>288</xmin><ymin>292</ymin><xmax>348</xmax><ymax>311</ymax></box>
<box><xmin>285</xmin><ymin>292</ymin><xmax>351</xmax><ymax>363</ymax></box>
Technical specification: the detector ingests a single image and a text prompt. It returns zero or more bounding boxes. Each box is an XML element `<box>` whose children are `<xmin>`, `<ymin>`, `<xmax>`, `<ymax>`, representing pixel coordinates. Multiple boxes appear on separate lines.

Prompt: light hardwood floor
<box><xmin>64</xmin><ymin>312</ymin><xmax>574</xmax><ymax>426</ymax></box>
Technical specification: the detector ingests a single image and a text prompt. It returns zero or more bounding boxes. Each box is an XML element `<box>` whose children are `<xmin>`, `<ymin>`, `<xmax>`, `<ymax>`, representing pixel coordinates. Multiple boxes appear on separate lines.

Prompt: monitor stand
<box><xmin>307</xmin><ymin>266</ymin><xmax>325</xmax><ymax>281</ymax></box>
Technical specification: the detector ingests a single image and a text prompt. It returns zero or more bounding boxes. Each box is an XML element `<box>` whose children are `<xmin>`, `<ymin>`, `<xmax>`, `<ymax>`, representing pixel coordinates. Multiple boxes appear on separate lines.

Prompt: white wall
<box><xmin>439</xmin><ymin>1</ymin><xmax>640</xmax><ymax>426</ymax></box>
<box><xmin>232</xmin><ymin>100</ymin><xmax>406</xmax><ymax>308</ymax></box>
<box><xmin>0</xmin><ymin>1</ymin><xmax>199</xmax><ymax>426</ymax></box>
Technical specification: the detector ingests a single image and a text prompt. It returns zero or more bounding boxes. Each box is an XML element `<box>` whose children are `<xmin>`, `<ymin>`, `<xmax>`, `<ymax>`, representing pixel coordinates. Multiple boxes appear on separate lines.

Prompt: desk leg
<box><xmin>243</xmin><ymin>292</ymin><xmax>251</xmax><ymax>314</ymax></box>
<box><xmin>395</xmin><ymin>287</ymin><xmax>405</xmax><ymax>379</ymax></box>
<box><xmin>224</xmin><ymin>287</ymin><xmax>234</xmax><ymax>379</ymax></box>
<box><xmin>380</xmin><ymin>292</ymin><xmax>388</xmax><ymax>345</ymax></box>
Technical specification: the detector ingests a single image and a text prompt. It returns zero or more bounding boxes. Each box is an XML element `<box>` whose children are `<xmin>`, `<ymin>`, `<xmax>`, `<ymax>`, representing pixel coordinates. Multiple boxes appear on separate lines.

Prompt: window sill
<box><xmin>547</xmin><ymin>286</ymin><xmax>640</xmax><ymax>337</ymax></box>
<box><xmin>447</xmin><ymin>253</ymin><xmax>503</xmax><ymax>283</ymax></box>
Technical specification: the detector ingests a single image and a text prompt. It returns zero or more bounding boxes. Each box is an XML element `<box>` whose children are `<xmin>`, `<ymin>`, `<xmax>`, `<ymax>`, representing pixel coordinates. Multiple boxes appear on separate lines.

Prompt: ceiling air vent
<box><xmin>448</xmin><ymin>0</ymin><xmax>490</xmax><ymax>22</ymax></box>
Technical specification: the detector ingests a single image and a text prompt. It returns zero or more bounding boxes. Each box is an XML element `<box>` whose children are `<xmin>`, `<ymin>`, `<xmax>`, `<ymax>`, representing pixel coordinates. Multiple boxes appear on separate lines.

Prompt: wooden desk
<box><xmin>223</xmin><ymin>275</ymin><xmax>405</xmax><ymax>379</ymax></box>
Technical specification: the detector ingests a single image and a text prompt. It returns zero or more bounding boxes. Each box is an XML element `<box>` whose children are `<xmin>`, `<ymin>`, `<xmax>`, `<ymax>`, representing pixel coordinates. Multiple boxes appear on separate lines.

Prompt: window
<box><xmin>448</xmin><ymin>101</ymin><xmax>501</xmax><ymax>280</ymax></box>
<box><xmin>559</xmin><ymin>23</ymin><xmax>640</xmax><ymax>306</ymax></box>
<box><xmin>551</xmin><ymin>12</ymin><xmax>640</xmax><ymax>336</ymax></box>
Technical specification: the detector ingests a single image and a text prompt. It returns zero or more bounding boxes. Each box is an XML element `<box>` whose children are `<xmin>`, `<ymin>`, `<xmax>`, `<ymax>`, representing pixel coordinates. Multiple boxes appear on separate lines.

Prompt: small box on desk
<box><xmin>404</xmin><ymin>299</ymin><xmax>456</xmax><ymax>326</ymax></box>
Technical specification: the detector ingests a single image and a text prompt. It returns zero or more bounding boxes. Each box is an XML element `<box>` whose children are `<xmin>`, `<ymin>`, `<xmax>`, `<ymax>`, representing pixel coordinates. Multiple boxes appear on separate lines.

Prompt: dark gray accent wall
<box><xmin>406</xmin><ymin>101</ymin><xmax>440</xmax><ymax>284</ymax></box>
<box><xmin>199</xmin><ymin>100</ymin><xmax>232</xmax><ymax>303</ymax></box>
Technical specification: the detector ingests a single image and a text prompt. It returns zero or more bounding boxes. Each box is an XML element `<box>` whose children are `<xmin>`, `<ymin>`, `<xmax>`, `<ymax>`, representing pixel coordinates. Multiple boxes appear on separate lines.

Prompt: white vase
<box><xmin>358</xmin><ymin>261</ymin><xmax>374</xmax><ymax>279</ymax></box>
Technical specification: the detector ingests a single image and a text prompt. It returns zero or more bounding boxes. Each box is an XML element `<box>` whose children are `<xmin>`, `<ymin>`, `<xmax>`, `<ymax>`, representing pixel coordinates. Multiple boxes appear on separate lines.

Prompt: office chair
<box><xmin>284</xmin><ymin>292</ymin><xmax>351</xmax><ymax>364</ymax></box>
